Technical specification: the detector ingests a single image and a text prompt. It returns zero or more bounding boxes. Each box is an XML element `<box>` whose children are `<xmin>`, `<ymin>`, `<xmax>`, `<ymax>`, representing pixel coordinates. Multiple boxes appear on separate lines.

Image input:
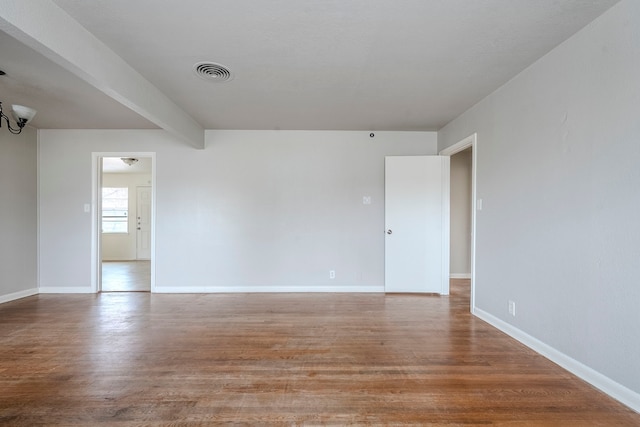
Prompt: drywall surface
<box><xmin>38</xmin><ymin>130</ymin><xmax>436</xmax><ymax>291</ymax></box>
<box><xmin>0</xmin><ymin>126</ymin><xmax>37</xmax><ymax>299</ymax></box>
<box><xmin>450</xmin><ymin>148</ymin><xmax>472</xmax><ymax>276</ymax></box>
<box><xmin>439</xmin><ymin>0</ymin><xmax>640</xmax><ymax>395</ymax></box>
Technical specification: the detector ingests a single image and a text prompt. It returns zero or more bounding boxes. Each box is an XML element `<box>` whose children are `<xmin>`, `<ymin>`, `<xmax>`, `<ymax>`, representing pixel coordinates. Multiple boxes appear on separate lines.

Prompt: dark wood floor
<box><xmin>0</xmin><ymin>280</ymin><xmax>638</xmax><ymax>426</ymax></box>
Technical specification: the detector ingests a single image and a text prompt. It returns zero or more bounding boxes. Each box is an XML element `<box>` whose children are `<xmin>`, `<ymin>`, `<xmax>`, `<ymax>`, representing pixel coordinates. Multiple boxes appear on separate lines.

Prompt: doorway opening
<box><xmin>91</xmin><ymin>153</ymin><xmax>156</xmax><ymax>293</ymax></box>
<box><xmin>440</xmin><ymin>134</ymin><xmax>477</xmax><ymax>313</ymax></box>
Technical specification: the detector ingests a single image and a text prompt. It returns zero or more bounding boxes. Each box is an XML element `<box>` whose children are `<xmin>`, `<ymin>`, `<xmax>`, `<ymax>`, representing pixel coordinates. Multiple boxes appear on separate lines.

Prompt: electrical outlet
<box><xmin>508</xmin><ymin>300</ymin><xmax>516</xmax><ymax>317</ymax></box>
<box><xmin>329</xmin><ymin>270</ymin><xmax>336</xmax><ymax>279</ymax></box>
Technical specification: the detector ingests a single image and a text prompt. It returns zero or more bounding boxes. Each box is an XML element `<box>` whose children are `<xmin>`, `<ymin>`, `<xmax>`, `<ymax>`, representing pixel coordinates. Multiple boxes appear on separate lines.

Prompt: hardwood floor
<box><xmin>0</xmin><ymin>280</ymin><xmax>638</xmax><ymax>425</ymax></box>
<box><xmin>101</xmin><ymin>260</ymin><xmax>150</xmax><ymax>292</ymax></box>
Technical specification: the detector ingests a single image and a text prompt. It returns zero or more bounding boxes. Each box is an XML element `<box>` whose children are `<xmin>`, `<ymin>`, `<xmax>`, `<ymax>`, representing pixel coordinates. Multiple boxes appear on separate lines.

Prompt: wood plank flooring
<box><xmin>101</xmin><ymin>260</ymin><xmax>151</xmax><ymax>292</ymax></box>
<box><xmin>1</xmin><ymin>280</ymin><xmax>638</xmax><ymax>425</ymax></box>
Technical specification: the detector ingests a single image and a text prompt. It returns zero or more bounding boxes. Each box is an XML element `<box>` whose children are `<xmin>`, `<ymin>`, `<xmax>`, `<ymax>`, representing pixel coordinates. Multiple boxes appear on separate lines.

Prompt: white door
<box><xmin>136</xmin><ymin>186</ymin><xmax>152</xmax><ymax>260</ymax></box>
<box><xmin>385</xmin><ymin>156</ymin><xmax>449</xmax><ymax>293</ymax></box>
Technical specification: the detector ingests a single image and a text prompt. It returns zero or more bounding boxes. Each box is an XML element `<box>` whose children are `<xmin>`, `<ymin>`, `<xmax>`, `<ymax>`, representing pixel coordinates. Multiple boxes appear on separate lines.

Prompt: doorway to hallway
<box><xmin>92</xmin><ymin>152</ymin><xmax>156</xmax><ymax>293</ymax></box>
<box><xmin>440</xmin><ymin>133</ymin><xmax>477</xmax><ymax>312</ymax></box>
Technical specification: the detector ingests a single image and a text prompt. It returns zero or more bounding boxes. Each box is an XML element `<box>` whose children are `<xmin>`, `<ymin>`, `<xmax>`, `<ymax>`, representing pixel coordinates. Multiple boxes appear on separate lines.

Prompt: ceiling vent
<box><xmin>193</xmin><ymin>62</ymin><xmax>233</xmax><ymax>82</ymax></box>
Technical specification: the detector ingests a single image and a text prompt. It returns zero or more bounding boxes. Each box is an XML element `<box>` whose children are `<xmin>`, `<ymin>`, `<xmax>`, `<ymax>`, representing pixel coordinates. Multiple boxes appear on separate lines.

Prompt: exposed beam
<box><xmin>0</xmin><ymin>0</ymin><xmax>205</xmax><ymax>149</ymax></box>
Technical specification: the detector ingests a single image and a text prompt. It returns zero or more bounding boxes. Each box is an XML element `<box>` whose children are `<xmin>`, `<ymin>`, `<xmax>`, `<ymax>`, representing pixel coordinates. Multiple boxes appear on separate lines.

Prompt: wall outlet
<box><xmin>363</xmin><ymin>196</ymin><xmax>371</xmax><ymax>205</ymax></box>
<box><xmin>508</xmin><ymin>300</ymin><xmax>516</xmax><ymax>316</ymax></box>
<box><xmin>329</xmin><ymin>270</ymin><xmax>336</xmax><ymax>279</ymax></box>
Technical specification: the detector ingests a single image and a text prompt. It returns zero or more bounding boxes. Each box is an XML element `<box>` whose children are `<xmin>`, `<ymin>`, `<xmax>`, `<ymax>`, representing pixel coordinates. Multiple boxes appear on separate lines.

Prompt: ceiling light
<box><xmin>0</xmin><ymin>101</ymin><xmax>37</xmax><ymax>135</ymax></box>
<box><xmin>121</xmin><ymin>158</ymin><xmax>139</xmax><ymax>166</ymax></box>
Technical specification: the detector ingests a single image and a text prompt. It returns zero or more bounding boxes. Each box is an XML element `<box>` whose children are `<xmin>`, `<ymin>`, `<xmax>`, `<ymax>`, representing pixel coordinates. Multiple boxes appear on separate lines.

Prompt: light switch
<box><xmin>363</xmin><ymin>196</ymin><xmax>372</xmax><ymax>205</ymax></box>
<box><xmin>84</xmin><ymin>203</ymin><xmax>91</xmax><ymax>213</ymax></box>
<box><xmin>476</xmin><ymin>199</ymin><xmax>483</xmax><ymax>211</ymax></box>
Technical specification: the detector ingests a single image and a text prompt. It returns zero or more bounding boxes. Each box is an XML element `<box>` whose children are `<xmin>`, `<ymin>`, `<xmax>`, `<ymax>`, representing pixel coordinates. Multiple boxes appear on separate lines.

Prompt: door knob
<box><xmin>387</xmin><ymin>229</ymin><xmax>393</xmax><ymax>235</ymax></box>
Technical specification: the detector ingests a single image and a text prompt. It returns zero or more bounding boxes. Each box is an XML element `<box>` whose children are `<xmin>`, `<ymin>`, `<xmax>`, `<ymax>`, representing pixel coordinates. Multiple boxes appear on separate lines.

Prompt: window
<box><xmin>102</xmin><ymin>187</ymin><xmax>128</xmax><ymax>233</ymax></box>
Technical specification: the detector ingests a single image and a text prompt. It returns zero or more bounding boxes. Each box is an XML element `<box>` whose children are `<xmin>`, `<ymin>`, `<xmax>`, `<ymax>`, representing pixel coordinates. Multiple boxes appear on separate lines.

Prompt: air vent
<box><xmin>193</xmin><ymin>62</ymin><xmax>233</xmax><ymax>82</ymax></box>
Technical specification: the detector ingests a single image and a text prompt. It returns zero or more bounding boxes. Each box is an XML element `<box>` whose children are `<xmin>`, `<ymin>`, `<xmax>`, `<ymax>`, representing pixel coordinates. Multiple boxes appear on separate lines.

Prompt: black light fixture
<box><xmin>0</xmin><ymin>101</ymin><xmax>37</xmax><ymax>135</ymax></box>
<box><xmin>0</xmin><ymin>69</ymin><xmax>37</xmax><ymax>135</ymax></box>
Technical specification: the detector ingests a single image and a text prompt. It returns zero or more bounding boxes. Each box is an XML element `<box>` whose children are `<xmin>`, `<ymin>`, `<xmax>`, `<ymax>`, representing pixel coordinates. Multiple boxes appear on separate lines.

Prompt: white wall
<box><xmin>38</xmin><ymin>130</ymin><xmax>437</xmax><ymax>292</ymax></box>
<box><xmin>450</xmin><ymin>148</ymin><xmax>471</xmax><ymax>277</ymax></box>
<box><xmin>101</xmin><ymin>173</ymin><xmax>152</xmax><ymax>261</ymax></box>
<box><xmin>439</xmin><ymin>0</ymin><xmax>640</xmax><ymax>407</ymax></box>
<box><xmin>0</xmin><ymin>126</ymin><xmax>37</xmax><ymax>302</ymax></box>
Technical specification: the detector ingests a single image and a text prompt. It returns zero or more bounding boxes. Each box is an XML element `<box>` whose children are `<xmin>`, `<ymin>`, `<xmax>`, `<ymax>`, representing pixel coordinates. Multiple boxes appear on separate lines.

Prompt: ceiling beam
<box><xmin>0</xmin><ymin>0</ymin><xmax>205</xmax><ymax>149</ymax></box>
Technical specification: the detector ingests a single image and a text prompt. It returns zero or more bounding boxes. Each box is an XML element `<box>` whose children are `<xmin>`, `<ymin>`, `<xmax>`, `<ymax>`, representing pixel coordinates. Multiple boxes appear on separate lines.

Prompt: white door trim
<box><xmin>91</xmin><ymin>152</ymin><xmax>156</xmax><ymax>293</ymax></box>
<box><xmin>440</xmin><ymin>133</ymin><xmax>477</xmax><ymax>313</ymax></box>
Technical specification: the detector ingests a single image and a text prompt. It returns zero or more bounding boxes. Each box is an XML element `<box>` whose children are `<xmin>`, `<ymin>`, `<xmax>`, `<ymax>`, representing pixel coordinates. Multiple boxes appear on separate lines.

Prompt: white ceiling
<box><xmin>0</xmin><ymin>0</ymin><xmax>620</xmax><ymax>141</ymax></box>
<box><xmin>0</xmin><ymin>30</ymin><xmax>158</xmax><ymax>130</ymax></box>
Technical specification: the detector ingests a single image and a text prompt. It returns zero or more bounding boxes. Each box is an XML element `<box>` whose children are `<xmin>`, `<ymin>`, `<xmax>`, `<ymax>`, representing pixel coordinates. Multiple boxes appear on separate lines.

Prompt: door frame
<box><xmin>439</xmin><ymin>133</ymin><xmax>477</xmax><ymax>313</ymax></box>
<box><xmin>90</xmin><ymin>152</ymin><xmax>156</xmax><ymax>293</ymax></box>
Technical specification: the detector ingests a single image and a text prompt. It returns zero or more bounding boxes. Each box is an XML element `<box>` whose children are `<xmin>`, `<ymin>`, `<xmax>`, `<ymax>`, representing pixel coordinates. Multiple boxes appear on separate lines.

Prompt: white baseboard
<box><xmin>474</xmin><ymin>307</ymin><xmax>640</xmax><ymax>414</ymax></box>
<box><xmin>153</xmin><ymin>285</ymin><xmax>385</xmax><ymax>293</ymax></box>
<box><xmin>450</xmin><ymin>273</ymin><xmax>471</xmax><ymax>279</ymax></box>
<box><xmin>0</xmin><ymin>288</ymin><xmax>38</xmax><ymax>304</ymax></box>
<box><xmin>38</xmin><ymin>287</ymin><xmax>94</xmax><ymax>294</ymax></box>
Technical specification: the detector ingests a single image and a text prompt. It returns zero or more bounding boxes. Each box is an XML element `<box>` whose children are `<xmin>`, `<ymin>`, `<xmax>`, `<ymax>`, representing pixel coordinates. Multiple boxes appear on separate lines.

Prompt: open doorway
<box><xmin>440</xmin><ymin>134</ymin><xmax>477</xmax><ymax>312</ymax></box>
<box><xmin>448</xmin><ymin>148</ymin><xmax>472</xmax><ymax>300</ymax></box>
<box><xmin>92</xmin><ymin>154</ymin><xmax>155</xmax><ymax>293</ymax></box>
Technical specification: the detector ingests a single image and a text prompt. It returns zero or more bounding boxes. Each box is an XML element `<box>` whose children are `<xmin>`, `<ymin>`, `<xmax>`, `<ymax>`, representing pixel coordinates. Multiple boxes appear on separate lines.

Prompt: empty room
<box><xmin>1</xmin><ymin>0</ymin><xmax>639</xmax><ymax>425</ymax></box>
